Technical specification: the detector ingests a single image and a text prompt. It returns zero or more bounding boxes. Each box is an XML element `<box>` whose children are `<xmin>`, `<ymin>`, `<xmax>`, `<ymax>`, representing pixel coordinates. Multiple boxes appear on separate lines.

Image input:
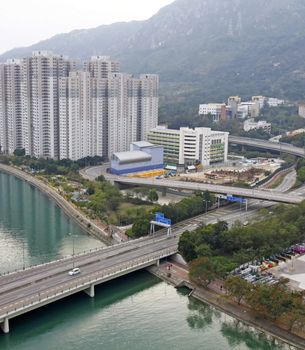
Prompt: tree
<box><xmin>297</xmin><ymin>166</ymin><xmax>305</xmax><ymax>183</ymax></box>
<box><xmin>178</xmin><ymin>230</ymin><xmax>197</xmax><ymax>262</ymax></box>
<box><xmin>224</xmin><ymin>276</ymin><xmax>251</xmax><ymax>305</ymax></box>
<box><xmin>96</xmin><ymin>175</ymin><xmax>106</xmax><ymax>182</ymax></box>
<box><xmin>147</xmin><ymin>189</ymin><xmax>159</xmax><ymax>203</ymax></box>
<box><xmin>189</xmin><ymin>257</ymin><xmax>226</xmax><ymax>288</ymax></box>
<box><xmin>195</xmin><ymin>243</ymin><xmax>213</xmax><ymax>257</ymax></box>
<box><xmin>86</xmin><ymin>183</ymin><xmax>95</xmax><ymax>195</ymax></box>
<box><xmin>13</xmin><ymin>148</ymin><xmax>25</xmax><ymax>157</ymax></box>
<box><xmin>130</xmin><ymin>217</ymin><xmax>150</xmax><ymax>238</ymax></box>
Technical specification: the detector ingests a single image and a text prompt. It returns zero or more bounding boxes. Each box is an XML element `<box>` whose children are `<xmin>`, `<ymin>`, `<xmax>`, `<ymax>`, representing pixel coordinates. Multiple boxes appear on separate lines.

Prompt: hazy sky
<box><xmin>0</xmin><ymin>0</ymin><xmax>175</xmax><ymax>54</ymax></box>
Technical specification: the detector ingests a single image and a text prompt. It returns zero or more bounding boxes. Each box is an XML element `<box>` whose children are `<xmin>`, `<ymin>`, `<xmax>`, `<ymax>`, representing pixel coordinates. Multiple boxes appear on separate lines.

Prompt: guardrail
<box><xmin>0</xmin><ymin>247</ymin><xmax>177</xmax><ymax>322</ymax></box>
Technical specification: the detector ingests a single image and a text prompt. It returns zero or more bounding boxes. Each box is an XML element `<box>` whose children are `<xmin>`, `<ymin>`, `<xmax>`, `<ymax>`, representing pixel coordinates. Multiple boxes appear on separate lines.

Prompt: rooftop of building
<box><xmin>112</xmin><ymin>150</ymin><xmax>152</xmax><ymax>165</ymax></box>
<box><xmin>149</xmin><ymin>126</ymin><xmax>229</xmax><ymax>136</ymax></box>
<box><xmin>132</xmin><ymin>141</ymin><xmax>154</xmax><ymax>148</ymax></box>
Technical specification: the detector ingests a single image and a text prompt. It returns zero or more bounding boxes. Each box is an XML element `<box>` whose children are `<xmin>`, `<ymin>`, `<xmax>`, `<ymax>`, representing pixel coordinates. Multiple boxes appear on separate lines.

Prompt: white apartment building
<box><xmin>239</xmin><ymin>101</ymin><xmax>260</xmax><ymax>118</ymax></box>
<box><xmin>23</xmin><ymin>51</ymin><xmax>74</xmax><ymax>158</ymax></box>
<box><xmin>140</xmin><ymin>74</ymin><xmax>159</xmax><ymax>141</ymax></box>
<box><xmin>59</xmin><ymin>71</ymin><xmax>96</xmax><ymax>161</ymax></box>
<box><xmin>148</xmin><ymin>126</ymin><xmax>228</xmax><ymax>166</ymax></box>
<box><xmin>243</xmin><ymin>118</ymin><xmax>271</xmax><ymax>133</ymax></box>
<box><xmin>84</xmin><ymin>56</ymin><xmax>120</xmax><ymax>79</ymax></box>
<box><xmin>107</xmin><ymin>72</ymin><xmax>159</xmax><ymax>159</ymax></box>
<box><xmin>0</xmin><ymin>53</ymin><xmax>159</xmax><ymax>161</ymax></box>
<box><xmin>0</xmin><ymin>59</ymin><xmax>23</xmax><ymax>154</ymax></box>
<box><xmin>198</xmin><ymin>103</ymin><xmax>226</xmax><ymax>122</ymax></box>
<box><xmin>267</xmin><ymin>98</ymin><xmax>285</xmax><ymax>107</ymax></box>
<box><xmin>107</xmin><ymin>73</ymin><xmax>139</xmax><ymax>158</ymax></box>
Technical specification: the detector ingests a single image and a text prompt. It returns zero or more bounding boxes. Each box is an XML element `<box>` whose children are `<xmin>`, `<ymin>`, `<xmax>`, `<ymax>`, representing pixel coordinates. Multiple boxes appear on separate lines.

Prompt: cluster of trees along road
<box><xmin>1</xmin><ymin>154</ymin><xmax>214</xmax><ymax>230</ymax></box>
<box><xmin>224</xmin><ymin>276</ymin><xmax>305</xmax><ymax>332</ymax></box>
<box><xmin>178</xmin><ymin>202</ymin><xmax>305</xmax><ymax>333</ymax></box>
<box><xmin>180</xmin><ymin>203</ymin><xmax>305</xmax><ymax>278</ymax></box>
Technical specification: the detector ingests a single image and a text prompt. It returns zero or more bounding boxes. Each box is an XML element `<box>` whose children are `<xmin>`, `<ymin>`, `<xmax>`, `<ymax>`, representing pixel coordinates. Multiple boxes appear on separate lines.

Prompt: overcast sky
<box><xmin>0</xmin><ymin>0</ymin><xmax>175</xmax><ymax>54</ymax></box>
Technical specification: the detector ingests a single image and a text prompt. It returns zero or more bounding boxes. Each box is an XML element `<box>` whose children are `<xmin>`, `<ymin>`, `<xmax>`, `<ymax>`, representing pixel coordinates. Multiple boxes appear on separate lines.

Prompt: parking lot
<box><xmin>232</xmin><ymin>244</ymin><xmax>305</xmax><ymax>290</ymax></box>
<box><xmin>271</xmin><ymin>254</ymin><xmax>305</xmax><ymax>290</ymax></box>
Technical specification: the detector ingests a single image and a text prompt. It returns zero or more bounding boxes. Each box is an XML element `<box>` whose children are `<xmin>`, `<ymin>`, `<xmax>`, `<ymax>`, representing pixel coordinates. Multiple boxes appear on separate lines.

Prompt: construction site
<box><xmin>177</xmin><ymin>158</ymin><xmax>284</xmax><ymax>186</ymax></box>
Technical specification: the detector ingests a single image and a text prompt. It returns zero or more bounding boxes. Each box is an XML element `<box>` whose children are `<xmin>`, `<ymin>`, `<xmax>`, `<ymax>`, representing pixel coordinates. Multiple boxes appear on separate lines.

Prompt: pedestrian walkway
<box><xmin>150</xmin><ymin>259</ymin><xmax>305</xmax><ymax>350</ymax></box>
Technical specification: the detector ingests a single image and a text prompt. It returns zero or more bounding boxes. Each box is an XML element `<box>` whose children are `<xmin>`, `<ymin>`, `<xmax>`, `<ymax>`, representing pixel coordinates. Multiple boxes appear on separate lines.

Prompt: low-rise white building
<box><xmin>198</xmin><ymin>103</ymin><xmax>226</xmax><ymax>122</ymax></box>
<box><xmin>267</xmin><ymin>98</ymin><xmax>285</xmax><ymax>107</ymax></box>
<box><xmin>147</xmin><ymin>126</ymin><xmax>228</xmax><ymax>166</ymax></box>
<box><xmin>243</xmin><ymin>119</ymin><xmax>271</xmax><ymax>133</ymax></box>
<box><xmin>239</xmin><ymin>101</ymin><xmax>260</xmax><ymax>118</ymax></box>
<box><xmin>298</xmin><ymin>103</ymin><xmax>305</xmax><ymax>118</ymax></box>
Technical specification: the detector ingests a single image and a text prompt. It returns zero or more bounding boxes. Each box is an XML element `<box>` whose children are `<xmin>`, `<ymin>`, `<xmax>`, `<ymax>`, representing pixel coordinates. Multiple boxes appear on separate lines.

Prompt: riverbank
<box><xmin>149</xmin><ymin>259</ymin><xmax>305</xmax><ymax>350</ymax></box>
<box><xmin>0</xmin><ymin>164</ymin><xmax>113</xmax><ymax>245</ymax></box>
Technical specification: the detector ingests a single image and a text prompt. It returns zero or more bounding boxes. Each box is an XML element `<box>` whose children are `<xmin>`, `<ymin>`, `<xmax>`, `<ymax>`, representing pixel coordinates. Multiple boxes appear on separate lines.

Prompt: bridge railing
<box><xmin>0</xmin><ymin>247</ymin><xmax>177</xmax><ymax>321</ymax></box>
<box><xmin>0</xmin><ymin>233</ymin><xmax>171</xmax><ymax>277</ymax></box>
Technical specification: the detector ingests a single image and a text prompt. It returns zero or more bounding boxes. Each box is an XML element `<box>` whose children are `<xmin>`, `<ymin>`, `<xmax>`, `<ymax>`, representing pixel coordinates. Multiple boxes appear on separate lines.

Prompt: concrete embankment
<box><xmin>150</xmin><ymin>259</ymin><xmax>305</xmax><ymax>350</ymax></box>
<box><xmin>0</xmin><ymin>164</ymin><xmax>113</xmax><ymax>245</ymax></box>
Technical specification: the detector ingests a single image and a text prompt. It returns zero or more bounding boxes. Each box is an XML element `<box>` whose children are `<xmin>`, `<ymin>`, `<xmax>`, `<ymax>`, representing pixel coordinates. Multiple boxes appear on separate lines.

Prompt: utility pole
<box><xmin>22</xmin><ymin>241</ymin><xmax>25</xmax><ymax>270</ymax></box>
<box><xmin>68</xmin><ymin>233</ymin><xmax>77</xmax><ymax>269</ymax></box>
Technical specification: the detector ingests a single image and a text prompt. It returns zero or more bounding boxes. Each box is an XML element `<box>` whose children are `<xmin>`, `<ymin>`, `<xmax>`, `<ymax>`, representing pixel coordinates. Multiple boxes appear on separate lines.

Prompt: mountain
<box><xmin>2</xmin><ymin>0</ymin><xmax>305</xmax><ymax>121</ymax></box>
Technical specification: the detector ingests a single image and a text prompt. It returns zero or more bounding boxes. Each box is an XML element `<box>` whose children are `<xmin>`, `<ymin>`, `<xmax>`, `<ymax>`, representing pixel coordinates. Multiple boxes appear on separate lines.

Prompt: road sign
<box><xmin>226</xmin><ymin>195</ymin><xmax>247</xmax><ymax>204</ymax></box>
<box><xmin>155</xmin><ymin>212</ymin><xmax>172</xmax><ymax>226</ymax></box>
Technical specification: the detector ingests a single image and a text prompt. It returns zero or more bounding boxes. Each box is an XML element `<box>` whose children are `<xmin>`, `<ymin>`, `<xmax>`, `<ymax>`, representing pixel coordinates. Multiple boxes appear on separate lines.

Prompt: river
<box><xmin>0</xmin><ymin>171</ymin><xmax>292</xmax><ymax>349</ymax></box>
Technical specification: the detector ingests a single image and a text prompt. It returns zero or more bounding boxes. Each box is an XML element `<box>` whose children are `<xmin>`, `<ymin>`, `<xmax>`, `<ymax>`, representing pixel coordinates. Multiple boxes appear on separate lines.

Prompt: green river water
<box><xmin>0</xmin><ymin>172</ymin><xmax>293</xmax><ymax>350</ymax></box>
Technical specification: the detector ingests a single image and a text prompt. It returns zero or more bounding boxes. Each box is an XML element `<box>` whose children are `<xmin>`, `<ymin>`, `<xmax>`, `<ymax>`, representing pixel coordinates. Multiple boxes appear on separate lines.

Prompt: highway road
<box><xmin>80</xmin><ymin>163</ymin><xmax>302</xmax><ymax>204</ymax></box>
<box><xmin>229</xmin><ymin>136</ymin><xmax>305</xmax><ymax>158</ymax></box>
<box><xmin>1</xmin><ymin>166</ymin><xmax>300</xmax><ymax>333</ymax></box>
<box><xmin>0</xmin><ymin>198</ymin><xmax>265</xmax><ymax>333</ymax></box>
<box><xmin>262</xmin><ymin>168</ymin><xmax>297</xmax><ymax>193</ymax></box>
<box><xmin>109</xmin><ymin>176</ymin><xmax>302</xmax><ymax>204</ymax></box>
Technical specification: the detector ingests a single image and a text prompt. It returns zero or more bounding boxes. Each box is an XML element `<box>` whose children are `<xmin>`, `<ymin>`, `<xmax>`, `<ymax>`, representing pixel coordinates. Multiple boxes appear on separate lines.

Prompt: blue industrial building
<box><xmin>110</xmin><ymin>141</ymin><xmax>164</xmax><ymax>175</ymax></box>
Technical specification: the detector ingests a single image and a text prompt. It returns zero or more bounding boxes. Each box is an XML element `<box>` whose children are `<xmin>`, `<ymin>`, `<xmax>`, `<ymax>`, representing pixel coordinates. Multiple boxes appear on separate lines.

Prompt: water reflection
<box><xmin>0</xmin><ymin>172</ymin><xmax>103</xmax><ymax>273</ymax></box>
<box><xmin>221</xmin><ymin>321</ymin><xmax>287</xmax><ymax>350</ymax></box>
<box><xmin>186</xmin><ymin>296</ymin><xmax>292</xmax><ymax>350</ymax></box>
<box><xmin>187</xmin><ymin>296</ymin><xmax>221</xmax><ymax>330</ymax></box>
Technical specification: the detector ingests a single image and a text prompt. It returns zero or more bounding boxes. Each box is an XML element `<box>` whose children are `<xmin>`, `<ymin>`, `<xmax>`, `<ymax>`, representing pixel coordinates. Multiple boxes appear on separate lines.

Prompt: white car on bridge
<box><xmin>68</xmin><ymin>267</ymin><xmax>80</xmax><ymax>276</ymax></box>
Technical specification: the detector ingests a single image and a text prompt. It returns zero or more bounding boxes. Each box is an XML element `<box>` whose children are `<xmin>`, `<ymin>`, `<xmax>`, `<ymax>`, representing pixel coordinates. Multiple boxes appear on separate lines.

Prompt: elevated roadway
<box><xmin>1</xmin><ymin>168</ymin><xmax>301</xmax><ymax>334</ymax></box>
<box><xmin>0</xmin><ymin>234</ymin><xmax>178</xmax><ymax>334</ymax></box>
<box><xmin>229</xmin><ymin>136</ymin><xmax>305</xmax><ymax>158</ymax></box>
<box><xmin>111</xmin><ymin>176</ymin><xmax>302</xmax><ymax>204</ymax></box>
<box><xmin>0</xmin><ymin>199</ymin><xmax>266</xmax><ymax>335</ymax></box>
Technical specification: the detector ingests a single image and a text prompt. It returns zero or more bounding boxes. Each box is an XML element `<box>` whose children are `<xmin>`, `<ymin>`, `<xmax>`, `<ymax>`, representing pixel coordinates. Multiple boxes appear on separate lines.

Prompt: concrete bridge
<box><xmin>0</xmin><ymin>235</ymin><xmax>178</xmax><ymax>334</ymax></box>
<box><xmin>104</xmin><ymin>137</ymin><xmax>305</xmax><ymax>204</ymax></box>
<box><xmin>229</xmin><ymin>136</ymin><xmax>305</xmax><ymax>158</ymax></box>
<box><xmin>111</xmin><ymin>176</ymin><xmax>302</xmax><ymax>204</ymax></box>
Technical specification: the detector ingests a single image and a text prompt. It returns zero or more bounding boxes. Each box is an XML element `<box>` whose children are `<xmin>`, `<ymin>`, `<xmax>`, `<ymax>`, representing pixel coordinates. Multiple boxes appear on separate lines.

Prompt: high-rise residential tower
<box><xmin>25</xmin><ymin>51</ymin><xmax>74</xmax><ymax>159</ymax></box>
<box><xmin>139</xmin><ymin>74</ymin><xmax>159</xmax><ymax>141</ymax></box>
<box><xmin>0</xmin><ymin>59</ymin><xmax>23</xmax><ymax>154</ymax></box>
<box><xmin>0</xmin><ymin>52</ymin><xmax>159</xmax><ymax>161</ymax></box>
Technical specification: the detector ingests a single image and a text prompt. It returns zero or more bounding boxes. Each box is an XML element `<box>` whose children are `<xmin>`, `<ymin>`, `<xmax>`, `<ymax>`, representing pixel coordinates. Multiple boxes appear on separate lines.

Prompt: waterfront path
<box><xmin>152</xmin><ymin>260</ymin><xmax>305</xmax><ymax>350</ymax></box>
<box><xmin>0</xmin><ymin>164</ymin><xmax>112</xmax><ymax>244</ymax></box>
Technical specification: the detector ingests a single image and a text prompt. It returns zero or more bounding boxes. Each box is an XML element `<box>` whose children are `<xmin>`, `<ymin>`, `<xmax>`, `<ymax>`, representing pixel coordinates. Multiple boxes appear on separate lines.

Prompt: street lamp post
<box><xmin>22</xmin><ymin>241</ymin><xmax>25</xmax><ymax>270</ymax></box>
<box><xmin>68</xmin><ymin>233</ymin><xmax>77</xmax><ymax>269</ymax></box>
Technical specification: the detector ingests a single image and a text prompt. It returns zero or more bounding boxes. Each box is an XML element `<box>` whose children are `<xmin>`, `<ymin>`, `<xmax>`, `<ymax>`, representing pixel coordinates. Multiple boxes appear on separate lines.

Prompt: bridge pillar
<box><xmin>161</xmin><ymin>188</ymin><xmax>167</xmax><ymax>197</ymax></box>
<box><xmin>84</xmin><ymin>284</ymin><xmax>95</xmax><ymax>298</ymax></box>
<box><xmin>1</xmin><ymin>318</ymin><xmax>9</xmax><ymax>334</ymax></box>
<box><xmin>156</xmin><ymin>259</ymin><xmax>160</xmax><ymax>267</ymax></box>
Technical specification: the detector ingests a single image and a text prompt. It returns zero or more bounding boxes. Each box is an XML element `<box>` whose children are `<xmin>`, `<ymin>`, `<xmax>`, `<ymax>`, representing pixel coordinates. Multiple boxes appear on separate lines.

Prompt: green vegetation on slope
<box><xmin>3</xmin><ymin>0</ymin><xmax>305</xmax><ymax>123</ymax></box>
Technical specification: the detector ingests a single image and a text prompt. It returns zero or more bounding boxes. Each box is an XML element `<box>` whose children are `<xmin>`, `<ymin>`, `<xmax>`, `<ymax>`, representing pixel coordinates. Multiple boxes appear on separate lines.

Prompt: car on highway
<box><xmin>68</xmin><ymin>267</ymin><xmax>80</xmax><ymax>276</ymax></box>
